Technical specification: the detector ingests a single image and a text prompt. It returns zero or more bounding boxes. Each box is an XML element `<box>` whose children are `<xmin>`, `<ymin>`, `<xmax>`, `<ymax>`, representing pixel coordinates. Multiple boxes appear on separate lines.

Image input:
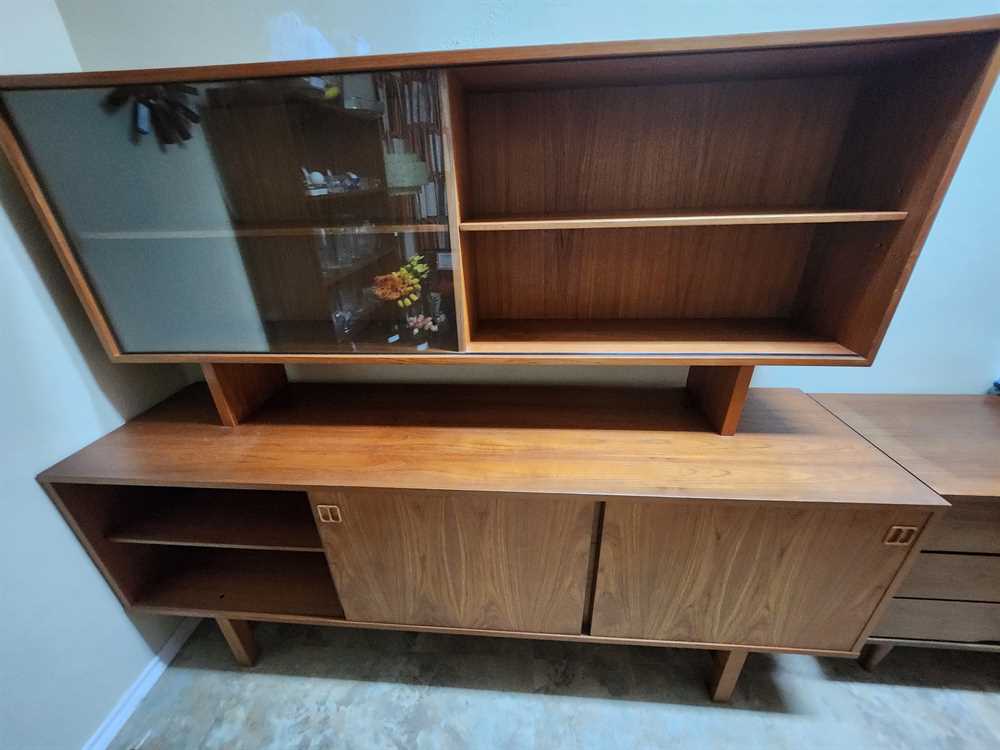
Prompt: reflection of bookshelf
<box><xmin>200</xmin><ymin>78</ymin><xmax>454</xmax><ymax>349</ymax></box>
<box><xmin>377</xmin><ymin>70</ymin><xmax>448</xmax><ymax>256</ymax></box>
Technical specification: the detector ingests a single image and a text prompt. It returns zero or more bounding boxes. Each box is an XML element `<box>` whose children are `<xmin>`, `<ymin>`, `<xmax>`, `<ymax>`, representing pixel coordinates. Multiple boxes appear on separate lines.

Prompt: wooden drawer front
<box><xmin>898</xmin><ymin>553</ymin><xmax>1000</xmax><ymax>602</ymax></box>
<box><xmin>590</xmin><ymin>502</ymin><xmax>928</xmax><ymax>652</ymax></box>
<box><xmin>310</xmin><ymin>489</ymin><xmax>596</xmax><ymax>634</ymax></box>
<box><xmin>875</xmin><ymin>599</ymin><xmax>1000</xmax><ymax>643</ymax></box>
<box><xmin>922</xmin><ymin>497</ymin><xmax>1000</xmax><ymax>553</ymax></box>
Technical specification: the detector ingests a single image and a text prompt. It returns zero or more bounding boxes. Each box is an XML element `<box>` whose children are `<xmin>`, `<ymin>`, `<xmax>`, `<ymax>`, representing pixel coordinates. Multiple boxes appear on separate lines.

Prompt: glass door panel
<box><xmin>3</xmin><ymin>70</ymin><xmax>456</xmax><ymax>353</ymax></box>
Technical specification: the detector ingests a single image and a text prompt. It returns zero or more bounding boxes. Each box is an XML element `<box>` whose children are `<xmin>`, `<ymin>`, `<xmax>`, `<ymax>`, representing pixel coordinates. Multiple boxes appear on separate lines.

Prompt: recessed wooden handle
<box><xmin>883</xmin><ymin>525</ymin><xmax>919</xmax><ymax>546</ymax></box>
<box><xmin>317</xmin><ymin>505</ymin><xmax>343</xmax><ymax>524</ymax></box>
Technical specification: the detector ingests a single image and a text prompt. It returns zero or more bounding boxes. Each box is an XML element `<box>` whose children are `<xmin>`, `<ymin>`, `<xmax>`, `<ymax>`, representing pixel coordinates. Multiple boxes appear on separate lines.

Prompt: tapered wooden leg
<box><xmin>687</xmin><ymin>366</ymin><xmax>754</xmax><ymax>435</ymax></box>
<box><xmin>216</xmin><ymin>617</ymin><xmax>258</xmax><ymax>666</ymax></box>
<box><xmin>203</xmin><ymin>363</ymin><xmax>287</xmax><ymax>426</ymax></box>
<box><xmin>859</xmin><ymin>642</ymin><xmax>894</xmax><ymax>671</ymax></box>
<box><xmin>708</xmin><ymin>649</ymin><xmax>748</xmax><ymax>702</ymax></box>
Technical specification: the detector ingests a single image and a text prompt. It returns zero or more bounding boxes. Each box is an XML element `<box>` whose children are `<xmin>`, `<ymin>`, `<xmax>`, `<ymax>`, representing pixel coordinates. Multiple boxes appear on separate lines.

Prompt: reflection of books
<box><xmin>384</xmin><ymin>151</ymin><xmax>430</xmax><ymax>190</ymax></box>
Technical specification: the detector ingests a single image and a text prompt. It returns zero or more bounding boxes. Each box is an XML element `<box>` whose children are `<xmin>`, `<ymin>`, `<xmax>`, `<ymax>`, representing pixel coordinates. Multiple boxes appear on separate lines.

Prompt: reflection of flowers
<box><xmin>372</xmin><ymin>255</ymin><xmax>431</xmax><ymax>308</ymax></box>
<box><xmin>407</xmin><ymin>313</ymin><xmax>446</xmax><ymax>336</ymax></box>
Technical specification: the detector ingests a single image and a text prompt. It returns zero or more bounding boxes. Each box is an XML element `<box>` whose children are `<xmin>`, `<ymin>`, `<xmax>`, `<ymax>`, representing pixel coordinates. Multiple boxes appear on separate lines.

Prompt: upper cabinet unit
<box><xmin>2</xmin><ymin>17</ymin><xmax>999</xmax><ymax>365</ymax></box>
<box><xmin>1</xmin><ymin>71</ymin><xmax>455</xmax><ymax>355</ymax></box>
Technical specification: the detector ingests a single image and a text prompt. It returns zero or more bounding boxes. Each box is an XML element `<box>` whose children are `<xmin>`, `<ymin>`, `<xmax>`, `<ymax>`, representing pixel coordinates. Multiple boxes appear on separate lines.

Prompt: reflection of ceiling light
<box><xmin>103</xmin><ymin>85</ymin><xmax>201</xmax><ymax>147</ymax></box>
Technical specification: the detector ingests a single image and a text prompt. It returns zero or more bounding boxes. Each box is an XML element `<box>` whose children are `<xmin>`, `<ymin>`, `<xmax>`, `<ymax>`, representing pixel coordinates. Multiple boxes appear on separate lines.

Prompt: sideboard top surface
<box><xmin>40</xmin><ymin>384</ymin><xmax>944</xmax><ymax>508</ymax></box>
<box><xmin>814</xmin><ymin>394</ymin><xmax>1000</xmax><ymax>499</ymax></box>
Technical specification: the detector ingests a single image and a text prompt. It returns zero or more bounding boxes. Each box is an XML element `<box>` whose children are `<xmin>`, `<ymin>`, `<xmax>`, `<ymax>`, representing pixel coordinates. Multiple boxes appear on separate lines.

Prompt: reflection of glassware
<box><xmin>318</xmin><ymin>229</ymin><xmax>338</xmax><ymax>272</ymax></box>
<box><xmin>334</xmin><ymin>224</ymin><xmax>376</xmax><ymax>264</ymax></box>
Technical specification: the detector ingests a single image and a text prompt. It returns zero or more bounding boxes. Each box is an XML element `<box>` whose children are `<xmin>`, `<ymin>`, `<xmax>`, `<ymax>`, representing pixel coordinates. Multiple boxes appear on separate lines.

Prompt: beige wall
<box><xmin>0</xmin><ymin>3</ymin><xmax>191</xmax><ymax>748</ymax></box>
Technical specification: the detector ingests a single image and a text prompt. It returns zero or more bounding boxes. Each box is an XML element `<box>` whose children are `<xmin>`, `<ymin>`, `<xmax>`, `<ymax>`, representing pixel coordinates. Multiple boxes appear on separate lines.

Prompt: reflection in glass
<box><xmin>2</xmin><ymin>70</ymin><xmax>456</xmax><ymax>353</ymax></box>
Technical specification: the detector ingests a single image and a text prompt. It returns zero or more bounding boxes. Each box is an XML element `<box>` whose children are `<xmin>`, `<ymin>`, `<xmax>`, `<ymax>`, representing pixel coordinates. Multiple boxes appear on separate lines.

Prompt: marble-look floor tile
<box><xmin>109</xmin><ymin>622</ymin><xmax>1000</xmax><ymax>750</ymax></box>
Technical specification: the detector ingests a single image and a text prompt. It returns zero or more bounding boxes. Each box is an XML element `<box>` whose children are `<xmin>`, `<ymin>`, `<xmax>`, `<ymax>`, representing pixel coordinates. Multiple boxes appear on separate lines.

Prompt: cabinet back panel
<box><xmin>470</xmin><ymin>225</ymin><xmax>814</xmax><ymax>320</ymax></box>
<box><xmin>465</xmin><ymin>77</ymin><xmax>860</xmax><ymax>216</ymax></box>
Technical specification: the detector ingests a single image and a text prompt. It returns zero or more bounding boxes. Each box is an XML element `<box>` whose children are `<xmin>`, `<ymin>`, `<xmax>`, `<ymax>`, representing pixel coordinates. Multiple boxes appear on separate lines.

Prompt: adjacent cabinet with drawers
<box><xmin>40</xmin><ymin>386</ymin><xmax>945</xmax><ymax>701</ymax></box>
<box><xmin>816</xmin><ymin>394</ymin><xmax>1000</xmax><ymax>667</ymax></box>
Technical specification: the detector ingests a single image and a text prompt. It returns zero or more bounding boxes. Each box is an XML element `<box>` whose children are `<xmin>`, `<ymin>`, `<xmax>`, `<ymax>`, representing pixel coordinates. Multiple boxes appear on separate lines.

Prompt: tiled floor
<box><xmin>110</xmin><ymin>622</ymin><xmax>1000</xmax><ymax>749</ymax></box>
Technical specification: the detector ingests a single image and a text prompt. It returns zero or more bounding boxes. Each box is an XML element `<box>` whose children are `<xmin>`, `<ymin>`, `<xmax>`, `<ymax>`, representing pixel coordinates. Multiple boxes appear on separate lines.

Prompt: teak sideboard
<box><xmin>39</xmin><ymin>386</ymin><xmax>946</xmax><ymax>701</ymax></box>
<box><xmin>5</xmin><ymin>15</ymin><xmax>998</xmax><ymax>702</ymax></box>
<box><xmin>2</xmin><ymin>16</ymin><xmax>999</xmax><ymax>433</ymax></box>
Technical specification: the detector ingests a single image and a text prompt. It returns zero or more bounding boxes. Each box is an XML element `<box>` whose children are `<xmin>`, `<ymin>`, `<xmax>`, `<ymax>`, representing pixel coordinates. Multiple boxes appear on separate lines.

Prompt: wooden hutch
<box><xmin>2</xmin><ymin>15</ymin><xmax>997</xmax><ymax>700</ymax></box>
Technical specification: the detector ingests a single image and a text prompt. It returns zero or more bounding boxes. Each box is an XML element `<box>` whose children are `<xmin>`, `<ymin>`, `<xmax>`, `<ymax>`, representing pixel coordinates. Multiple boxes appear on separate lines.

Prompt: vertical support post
<box><xmin>202</xmin><ymin>363</ymin><xmax>287</xmax><ymax>427</ymax></box>
<box><xmin>216</xmin><ymin>617</ymin><xmax>258</xmax><ymax>666</ymax></box>
<box><xmin>859</xmin><ymin>642</ymin><xmax>894</xmax><ymax>671</ymax></box>
<box><xmin>439</xmin><ymin>71</ymin><xmax>476</xmax><ymax>350</ymax></box>
<box><xmin>708</xmin><ymin>649</ymin><xmax>748</xmax><ymax>702</ymax></box>
<box><xmin>687</xmin><ymin>365</ymin><xmax>754</xmax><ymax>435</ymax></box>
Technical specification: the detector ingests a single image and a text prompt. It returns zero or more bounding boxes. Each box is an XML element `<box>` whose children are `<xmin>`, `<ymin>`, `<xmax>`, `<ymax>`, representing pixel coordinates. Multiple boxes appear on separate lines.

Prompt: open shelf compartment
<box><xmin>444</xmin><ymin>30</ymin><xmax>999</xmax><ymax>360</ymax></box>
<box><xmin>48</xmin><ymin>483</ymin><xmax>342</xmax><ymax>620</ymax></box>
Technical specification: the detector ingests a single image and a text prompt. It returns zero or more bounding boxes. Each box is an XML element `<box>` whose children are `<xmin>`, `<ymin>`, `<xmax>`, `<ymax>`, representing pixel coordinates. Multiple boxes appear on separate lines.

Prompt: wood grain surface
<box><xmin>591</xmin><ymin>501</ymin><xmax>930</xmax><ymax>650</ymax></box>
<box><xmin>468</xmin><ymin>226</ymin><xmax>817</xmax><ymax>320</ymax></box>
<box><xmin>920</xmin><ymin>496</ymin><xmax>1000</xmax><ymax>554</ymax></box>
<box><xmin>106</xmin><ymin>488</ymin><xmax>323</xmax><ymax>552</ymax></box>
<box><xmin>686</xmin><ymin>365</ymin><xmax>753</xmax><ymax>435</ymax></box>
<box><xmin>310</xmin><ymin>488</ymin><xmax>595</xmax><ymax>633</ymax></box>
<box><xmin>898</xmin><ymin>553</ymin><xmax>1000</xmax><ymax>602</ymax></box>
<box><xmin>202</xmin><ymin>363</ymin><xmax>288</xmax><ymax>426</ymax></box>
<box><xmin>40</xmin><ymin>384</ymin><xmax>945</xmax><ymax>509</ymax></box>
<box><xmin>465</xmin><ymin>79</ymin><xmax>858</xmax><ymax>217</ymax></box>
<box><xmin>874</xmin><ymin>599</ymin><xmax>1000</xmax><ymax>643</ymax></box>
<box><xmin>813</xmin><ymin>394</ymin><xmax>1000</xmax><ymax>498</ymax></box>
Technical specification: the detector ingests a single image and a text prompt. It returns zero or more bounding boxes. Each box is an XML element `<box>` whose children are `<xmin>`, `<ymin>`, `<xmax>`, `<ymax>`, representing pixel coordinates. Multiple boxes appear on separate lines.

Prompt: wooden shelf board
<box><xmin>79</xmin><ymin>222</ymin><xmax>449</xmax><ymax>241</ymax></box>
<box><xmin>42</xmin><ymin>383</ymin><xmax>945</xmax><ymax>509</ymax></box>
<box><xmin>107</xmin><ymin>488</ymin><xmax>323</xmax><ymax>552</ymax></box>
<box><xmin>135</xmin><ymin>548</ymin><xmax>343</xmax><ymax>619</ymax></box>
<box><xmin>261</xmin><ymin>320</ymin><xmax>459</xmax><ymax>355</ymax></box>
<box><xmin>460</xmin><ymin>209</ymin><xmax>907</xmax><ymax>232</ymax></box>
<box><xmin>467</xmin><ymin>318</ymin><xmax>860</xmax><ymax>357</ymax></box>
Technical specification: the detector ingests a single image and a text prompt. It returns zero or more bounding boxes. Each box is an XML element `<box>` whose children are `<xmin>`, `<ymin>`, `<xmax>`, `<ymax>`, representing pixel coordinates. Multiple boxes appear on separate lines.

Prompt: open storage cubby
<box><xmin>446</xmin><ymin>30</ymin><xmax>999</xmax><ymax>360</ymax></box>
<box><xmin>48</xmin><ymin>483</ymin><xmax>341</xmax><ymax>620</ymax></box>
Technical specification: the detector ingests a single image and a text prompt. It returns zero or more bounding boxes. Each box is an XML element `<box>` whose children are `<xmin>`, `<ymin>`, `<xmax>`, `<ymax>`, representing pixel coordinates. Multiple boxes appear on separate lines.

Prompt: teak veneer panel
<box><xmin>135</xmin><ymin>548</ymin><xmax>343</xmax><ymax>620</ymax></box>
<box><xmin>466</xmin><ymin>319</ymin><xmax>856</xmax><ymax>357</ymax></box>
<box><xmin>873</xmin><ymin>599</ymin><xmax>1000</xmax><ymax>643</ymax></box>
<box><xmin>40</xmin><ymin>384</ymin><xmax>945</xmax><ymax>509</ymax></box>
<box><xmin>465</xmin><ymin>78</ymin><xmax>860</xmax><ymax>216</ymax></box>
<box><xmin>813</xmin><ymin>394</ymin><xmax>1000</xmax><ymax>499</ymax></box>
<box><xmin>919</xmin><ymin>497</ymin><xmax>1000</xmax><ymax>554</ymax></box>
<box><xmin>468</xmin><ymin>226</ymin><xmax>816</xmax><ymax>320</ymax></box>
<box><xmin>310</xmin><ymin>489</ymin><xmax>595</xmax><ymax>633</ymax></box>
<box><xmin>107</xmin><ymin>488</ymin><xmax>323</xmax><ymax>552</ymax></box>
<box><xmin>898</xmin><ymin>553</ymin><xmax>1000</xmax><ymax>602</ymax></box>
<box><xmin>591</xmin><ymin>502</ymin><xmax>930</xmax><ymax>650</ymax></box>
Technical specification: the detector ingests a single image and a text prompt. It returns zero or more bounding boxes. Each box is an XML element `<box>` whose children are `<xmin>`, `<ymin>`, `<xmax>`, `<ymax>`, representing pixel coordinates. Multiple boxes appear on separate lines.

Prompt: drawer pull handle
<box><xmin>317</xmin><ymin>505</ymin><xmax>343</xmax><ymax>524</ymax></box>
<box><xmin>883</xmin><ymin>525</ymin><xmax>918</xmax><ymax>546</ymax></box>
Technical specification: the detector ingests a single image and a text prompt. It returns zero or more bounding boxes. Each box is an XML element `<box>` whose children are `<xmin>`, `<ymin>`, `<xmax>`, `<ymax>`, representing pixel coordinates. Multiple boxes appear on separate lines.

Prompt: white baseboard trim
<box><xmin>82</xmin><ymin>617</ymin><xmax>202</xmax><ymax>750</ymax></box>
